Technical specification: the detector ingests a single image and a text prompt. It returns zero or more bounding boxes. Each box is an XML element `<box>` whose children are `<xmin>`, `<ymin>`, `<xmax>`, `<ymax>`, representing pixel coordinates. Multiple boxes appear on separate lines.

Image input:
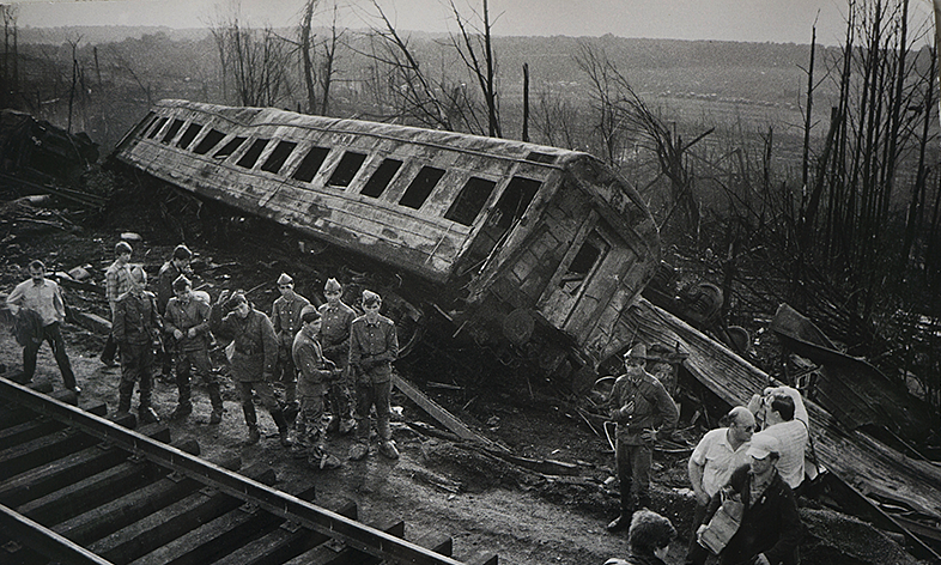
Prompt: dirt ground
<box><xmin>0</xmin><ymin>190</ymin><xmax>927</xmax><ymax>565</ymax></box>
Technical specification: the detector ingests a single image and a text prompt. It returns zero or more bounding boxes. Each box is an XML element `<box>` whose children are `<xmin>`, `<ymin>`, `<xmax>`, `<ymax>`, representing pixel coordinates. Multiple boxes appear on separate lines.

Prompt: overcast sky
<box><xmin>12</xmin><ymin>0</ymin><xmax>937</xmax><ymax>46</ymax></box>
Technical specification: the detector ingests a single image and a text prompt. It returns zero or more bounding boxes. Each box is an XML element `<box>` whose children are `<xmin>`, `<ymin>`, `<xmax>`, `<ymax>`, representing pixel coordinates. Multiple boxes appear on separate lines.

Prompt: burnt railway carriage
<box><xmin>114</xmin><ymin>99</ymin><xmax>660</xmax><ymax>387</ymax></box>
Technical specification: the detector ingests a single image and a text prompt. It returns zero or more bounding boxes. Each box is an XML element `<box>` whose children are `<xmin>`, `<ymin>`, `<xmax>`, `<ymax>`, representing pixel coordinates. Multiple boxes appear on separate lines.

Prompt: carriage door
<box><xmin>539</xmin><ymin>215</ymin><xmax>612</xmax><ymax>330</ymax></box>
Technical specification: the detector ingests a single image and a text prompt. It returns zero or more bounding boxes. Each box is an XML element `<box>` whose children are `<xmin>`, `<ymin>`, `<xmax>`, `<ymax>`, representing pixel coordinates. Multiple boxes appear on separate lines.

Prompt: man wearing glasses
<box><xmin>685</xmin><ymin>406</ymin><xmax>755</xmax><ymax>565</ymax></box>
<box><xmin>606</xmin><ymin>343</ymin><xmax>679</xmax><ymax>532</ymax></box>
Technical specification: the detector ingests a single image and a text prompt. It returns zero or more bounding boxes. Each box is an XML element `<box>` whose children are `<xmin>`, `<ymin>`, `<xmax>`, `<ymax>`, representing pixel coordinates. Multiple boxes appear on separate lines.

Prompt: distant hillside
<box><xmin>19</xmin><ymin>25</ymin><xmax>211</xmax><ymax>44</ymax></box>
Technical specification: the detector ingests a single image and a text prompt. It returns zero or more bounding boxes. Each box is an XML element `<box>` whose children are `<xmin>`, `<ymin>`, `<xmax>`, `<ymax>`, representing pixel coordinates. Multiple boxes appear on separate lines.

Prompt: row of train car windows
<box><xmin>139</xmin><ymin>114</ymin><xmax>539</xmax><ymax>227</ymax></box>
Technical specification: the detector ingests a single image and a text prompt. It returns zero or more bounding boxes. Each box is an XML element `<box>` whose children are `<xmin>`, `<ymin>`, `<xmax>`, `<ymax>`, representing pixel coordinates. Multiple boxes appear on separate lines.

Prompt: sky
<box><xmin>9</xmin><ymin>0</ymin><xmax>937</xmax><ymax>46</ymax></box>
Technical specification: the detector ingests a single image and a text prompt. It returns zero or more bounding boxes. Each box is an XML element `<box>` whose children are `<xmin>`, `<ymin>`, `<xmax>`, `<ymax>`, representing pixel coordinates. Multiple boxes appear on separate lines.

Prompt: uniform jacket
<box><xmin>607</xmin><ymin>371</ymin><xmax>679</xmax><ymax>445</ymax></box>
<box><xmin>271</xmin><ymin>292</ymin><xmax>310</xmax><ymax>349</ymax></box>
<box><xmin>113</xmin><ymin>290</ymin><xmax>161</xmax><ymax>345</ymax></box>
<box><xmin>704</xmin><ymin>465</ymin><xmax>802</xmax><ymax>565</ymax></box>
<box><xmin>349</xmin><ymin>314</ymin><xmax>398</xmax><ymax>384</ymax></box>
<box><xmin>155</xmin><ymin>261</ymin><xmax>183</xmax><ymax>315</ymax></box>
<box><xmin>213</xmin><ymin>307</ymin><xmax>278</xmax><ymax>382</ymax></box>
<box><xmin>164</xmin><ymin>295</ymin><xmax>212</xmax><ymax>352</ymax></box>
<box><xmin>292</xmin><ymin>329</ymin><xmax>337</xmax><ymax>396</ymax></box>
<box><xmin>318</xmin><ymin>300</ymin><xmax>356</xmax><ymax>366</ymax></box>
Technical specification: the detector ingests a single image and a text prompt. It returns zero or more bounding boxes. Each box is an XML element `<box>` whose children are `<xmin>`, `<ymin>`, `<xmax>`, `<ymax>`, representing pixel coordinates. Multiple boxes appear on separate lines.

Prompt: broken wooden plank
<box><xmin>392</xmin><ymin>374</ymin><xmax>508</xmax><ymax>452</ymax></box>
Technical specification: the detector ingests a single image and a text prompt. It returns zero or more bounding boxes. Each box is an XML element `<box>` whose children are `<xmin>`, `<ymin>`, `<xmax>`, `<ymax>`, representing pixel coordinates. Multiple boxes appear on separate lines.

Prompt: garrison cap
<box><xmin>300</xmin><ymin>304</ymin><xmax>321</xmax><ymax>323</ymax></box>
<box><xmin>172</xmin><ymin>274</ymin><xmax>191</xmax><ymax>292</ymax></box>
<box><xmin>277</xmin><ymin>273</ymin><xmax>294</xmax><ymax>285</ymax></box>
<box><xmin>324</xmin><ymin>278</ymin><xmax>342</xmax><ymax>293</ymax></box>
<box><xmin>172</xmin><ymin>244</ymin><xmax>193</xmax><ymax>260</ymax></box>
<box><xmin>362</xmin><ymin>289</ymin><xmax>381</xmax><ymax>307</ymax></box>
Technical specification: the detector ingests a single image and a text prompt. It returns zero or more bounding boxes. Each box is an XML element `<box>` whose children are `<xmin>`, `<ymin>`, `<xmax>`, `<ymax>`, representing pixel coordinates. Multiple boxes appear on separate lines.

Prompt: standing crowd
<box><xmin>8</xmin><ymin>243</ymin><xmax>811</xmax><ymax>564</ymax></box>
<box><xmin>6</xmin><ymin>242</ymin><xmax>401</xmax><ymax>469</ymax></box>
<box><xmin>603</xmin><ymin>345</ymin><xmax>809</xmax><ymax>565</ymax></box>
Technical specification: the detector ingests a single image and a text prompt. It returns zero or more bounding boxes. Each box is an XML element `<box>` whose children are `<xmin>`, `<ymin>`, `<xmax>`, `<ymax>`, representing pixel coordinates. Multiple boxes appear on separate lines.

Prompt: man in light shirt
<box><xmin>6</xmin><ymin>259</ymin><xmax>78</xmax><ymax>393</ymax></box>
<box><xmin>685</xmin><ymin>406</ymin><xmax>754</xmax><ymax>565</ymax></box>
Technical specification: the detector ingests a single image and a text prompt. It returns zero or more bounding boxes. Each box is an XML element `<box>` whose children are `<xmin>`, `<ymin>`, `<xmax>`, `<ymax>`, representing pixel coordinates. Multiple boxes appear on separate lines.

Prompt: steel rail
<box><xmin>0</xmin><ymin>502</ymin><xmax>115</xmax><ymax>565</ymax></box>
<box><xmin>0</xmin><ymin>377</ymin><xmax>468</xmax><ymax>565</ymax></box>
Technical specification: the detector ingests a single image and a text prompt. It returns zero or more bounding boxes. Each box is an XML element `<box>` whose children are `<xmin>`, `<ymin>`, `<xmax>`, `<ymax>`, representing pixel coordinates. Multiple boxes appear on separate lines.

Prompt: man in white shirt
<box><xmin>752</xmin><ymin>394</ymin><xmax>808</xmax><ymax>490</ymax></box>
<box><xmin>6</xmin><ymin>259</ymin><xmax>78</xmax><ymax>393</ymax></box>
<box><xmin>685</xmin><ymin>406</ymin><xmax>754</xmax><ymax>565</ymax></box>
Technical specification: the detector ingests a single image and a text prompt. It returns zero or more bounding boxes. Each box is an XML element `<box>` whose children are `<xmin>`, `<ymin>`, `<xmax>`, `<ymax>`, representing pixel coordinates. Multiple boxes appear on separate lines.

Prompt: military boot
<box><xmin>208</xmin><ymin>384</ymin><xmax>224</xmax><ymax>425</ymax></box>
<box><xmin>139</xmin><ymin>404</ymin><xmax>160</xmax><ymax>424</ymax></box>
<box><xmin>271</xmin><ymin>409</ymin><xmax>292</xmax><ymax>447</ymax></box>
<box><xmin>170</xmin><ymin>375</ymin><xmax>192</xmax><ymax>420</ymax></box>
<box><xmin>114</xmin><ymin>387</ymin><xmax>132</xmax><ymax>418</ymax></box>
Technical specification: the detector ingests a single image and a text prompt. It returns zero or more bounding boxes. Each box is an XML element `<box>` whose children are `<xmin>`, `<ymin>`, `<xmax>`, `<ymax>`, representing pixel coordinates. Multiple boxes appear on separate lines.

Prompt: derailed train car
<box><xmin>113</xmin><ymin>99</ymin><xmax>660</xmax><ymax>386</ymax></box>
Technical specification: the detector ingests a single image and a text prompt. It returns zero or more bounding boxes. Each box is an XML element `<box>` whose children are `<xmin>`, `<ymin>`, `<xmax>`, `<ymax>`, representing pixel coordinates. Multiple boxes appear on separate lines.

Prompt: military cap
<box><xmin>172</xmin><ymin>274</ymin><xmax>191</xmax><ymax>292</ymax></box>
<box><xmin>324</xmin><ymin>278</ymin><xmax>342</xmax><ymax>293</ymax></box>
<box><xmin>115</xmin><ymin>241</ymin><xmax>133</xmax><ymax>255</ymax></box>
<box><xmin>300</xmin><ymin>304</ymin><xmax>321</xmax><ymax>323</ymax></box>
<box><xmin>362</xmin><ymin>289</ymin><xmax>381</xmax><ymax>307</ymax></box>
<box><xmin>277</xmin><ymin>273</ymin><xmax>294</xmax><ymax>285</ymax></box>
<box><xmin>624</xmin><ymin>344</ymin><xmax>648</xmax><ymax>360</ymax></box>
<box><xmin>172</xmin><ymin>244</ymin><xmax>192</xmax><ymax>260</ymax></box>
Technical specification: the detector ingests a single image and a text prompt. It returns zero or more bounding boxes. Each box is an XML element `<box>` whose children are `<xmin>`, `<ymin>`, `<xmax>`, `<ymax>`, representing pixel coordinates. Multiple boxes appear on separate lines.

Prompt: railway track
<box><xmin>0</xmin><ymin>376</ymin><xmax>497</xmax><ymax>565</ymax></box>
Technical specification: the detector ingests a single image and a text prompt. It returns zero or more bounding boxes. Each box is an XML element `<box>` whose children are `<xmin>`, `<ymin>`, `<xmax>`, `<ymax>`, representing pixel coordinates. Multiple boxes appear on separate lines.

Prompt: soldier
<box><xmin>101</xmin><ymin>241</ymin><xmax>134</xmax><ymax>367</ymax></box>
<box><xmin>155</xmin><ymin>244</ymin><xmax>193</xmax><ymax>379</ymax></box>
<box><xmin>164</xmin><ymin>275</ymin><xmax>224</xmax><ymax>424</ymax></box>
<box><xmin>348</xmin><ymin>290</ymin><xmax>399</xmax><ymax>461</ymax></box>
<box><xmin>270</xmin><ymin>272</ymin><xmax>309</xmax><ymax>409</ymax></box>
<box><xmin>291</xmin><ymin>305</ymin><xmax>343</xmax><ymax>469</ymax></box>
<box><xmin>605</xmin><ymin>344</ymin><xmax>679</xmax><ymax>532</ymax></box>
<box><xmin>112</xmin><ymin>266</ymin><xmax>161</xmax><ymax>423</ymax></box>
<box><xmin>6</xmin><ymin>259</ymin><xmax>78</xmax><ymax>392</ymax></box>
<box><xmin>213</xmin><ymin>290</ymin><xmax>292</xmax><ymax>446</ymax></box>
<box><xmin>318</xmin><ymin>278</ymin><xmax>356</xmax><ymax>435</ymax></box>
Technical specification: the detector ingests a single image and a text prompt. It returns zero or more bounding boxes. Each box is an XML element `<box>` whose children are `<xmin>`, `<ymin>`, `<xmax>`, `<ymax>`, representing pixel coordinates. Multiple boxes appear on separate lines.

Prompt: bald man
<box><xmin>685</xmin><ymin>406</ymin><xmax>755</xmax><ymax>565</ymax></box>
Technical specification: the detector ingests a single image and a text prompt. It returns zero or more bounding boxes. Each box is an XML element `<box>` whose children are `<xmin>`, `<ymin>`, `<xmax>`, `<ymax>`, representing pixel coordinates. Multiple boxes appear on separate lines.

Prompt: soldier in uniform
<box><xmin>318</xmin><ymin>278</ymin><xmax>356</xmax><ymax>435</ymax></box>
<box><xmin>213</xmin><ymin>290</ymin><xmax>292</xmax><ymax>446</ymax></box>
<box><xmin>605</xmin><ymin>344</ymin><xmax>679</xmax><ymax>532</ymax></box>
<box><xmin>164</xmin><ymin>275</ymin><xmax>224</xmax><ymax>424</ymax></box>
<box><xmin>348</xmin><ymin>290</ymin><xmax>399</xmax><ymax>461</ymax></box>
<box><xmin>270</xmin><ymin>272</ymin><xmax>309</xmax><ymax>409</ymax></box>
<box><xmin>291</xmin><ymin>305</ymin><xmax>343</xmax><ymax>469</ymax></box>
<box><xmin>112</xmin><ymin>266</ymin><xmax>161</xmax><ymax>423</ymax></box>
<box><xmin>155</xmin><ymin>244</ymin><xmax>193</xmax><ymax>379</ymax></box>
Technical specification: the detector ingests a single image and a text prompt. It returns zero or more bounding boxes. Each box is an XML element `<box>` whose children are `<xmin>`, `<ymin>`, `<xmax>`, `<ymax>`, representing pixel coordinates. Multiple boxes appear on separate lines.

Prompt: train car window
<box><xmin>559</xmin><ymin>231</ymin><xmax>609</xmax><ymax>295</ymax></box>
<box><xmin>360</xmin><ymin>158</ymin><xmax>402</xmax><ymax>198</ymax></box>
<box><xmin>134</xmin><ymin>112</ymin><xmax>157</xmax><ymax>138</ymax></box>
<box><xmin>176</xmin><ymin>123</ymin><xmax>204</xmax><ymax>150</ymax></box>
<box><xmin>327</xmin><ymin>151</ymin><xmax>367</xmax><ymax>188</ymax></box>
<box><xmin>236</xmin><ymin>138</ymin><xmax>270</xmax><ymax>169</ymax></box>
<box><xmin>161</xmin><ymin>119</ymin><xmax>185</xmax><ymax>144</ymax></box>
<box><xmin>291</xmin><ymin>146</ymin><xmax>331</xmax><ymax>182</ymax></box>
<box><xmin>147</xmin><ymin>117</ymin><xmax>168</xmax><ymax>139</ymax></box>
<box><xmin>525</xmin><ymin>151</ymin><xmax>557</xmax><ymax>164</ymax></box>
<box><xmin>399</xmin><ymin>166</ymin><xmax>446</xmax><ymax>209</ymax></box>
<box><xmin>213</xmin><ymin>136</ymin><xmax>247</xmax><ymax>159</ymax></box>
<box><xmin>192</xmin><ymin>129</ymin><xmax>227</xmax><ymax>155</ymax></box>
<box><xmin>260</xmin><ymin>140</ymin><xmax>298</xmax><ymax>173</ymax></box>
<box><xmin>444</xmin><ymin>177</ymin><xmax>497</xmax><ymax>226</ymax></box>
<box><xmin>491</xmin><ymin>176</ymin><xmax>541</xmax><ymax>229</ymax></box>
